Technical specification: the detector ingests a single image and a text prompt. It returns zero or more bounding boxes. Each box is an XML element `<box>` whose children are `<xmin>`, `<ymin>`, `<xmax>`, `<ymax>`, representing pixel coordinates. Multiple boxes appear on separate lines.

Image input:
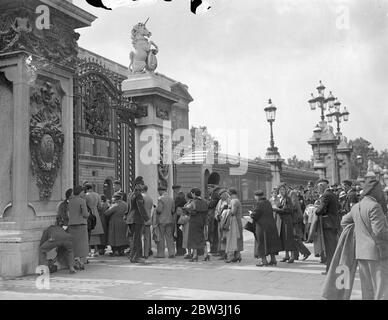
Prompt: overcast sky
<box><xmin>73</xmin><ymin>0</ymin><xmax>388</xmax><ymax>161</ymax></box>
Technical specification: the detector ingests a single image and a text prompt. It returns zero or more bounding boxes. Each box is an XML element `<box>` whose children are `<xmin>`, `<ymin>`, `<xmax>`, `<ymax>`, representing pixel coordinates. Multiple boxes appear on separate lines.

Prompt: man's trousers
<box><xmin>323</xmin><ymin>228</ymin><xmax>338</xmax><ymax>272</ymax></box>
<box><xmin>39</xmin><ymin>240</ymin><xmax>74</xmax><ymax>268</ymax></box>
<box><xmin>358</xmin><ymin>259</ymin><xmax>388</xmax><ymax>300</ymax></box>
<box><xmin>128</xmin><ymin>224</ymin><xmax>143</xmax><ymax>262</ymax></box>
<box><xmin>157</xmin><ymin>223</ymin><xmax>175</xmax><ymax>257</ymax></box>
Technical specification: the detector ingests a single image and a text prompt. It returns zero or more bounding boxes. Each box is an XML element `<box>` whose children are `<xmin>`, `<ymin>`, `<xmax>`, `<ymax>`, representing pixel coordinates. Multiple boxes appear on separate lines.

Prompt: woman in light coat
<box><xmin>225</xmin><ymin>188</ymin><xmax>244</xmax><ymax>263</ymax></box>
<box><xmin>85</xmin><ymin>184</ymin><xmax>104</xmax><ymax>256</ymax></box>
<box><xmin>216</xmin><ymin>189</ymin><xmax>231</xmax><ymax>260</ymax></box>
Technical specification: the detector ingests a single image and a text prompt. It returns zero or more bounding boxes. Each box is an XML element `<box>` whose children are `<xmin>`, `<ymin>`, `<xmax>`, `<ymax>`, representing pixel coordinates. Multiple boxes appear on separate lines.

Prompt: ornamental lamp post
<box><xmin>264</xmin><ymin>99</ymin><xmax>277</xmax><ymax>151</ymax></box>
<box><xmin>308</xmin><ymin>81</ymin><xmax>335</xmax><ymax>122</ymax></box>
<box><xmin>326</xmin><ymin>98</ymin><xmax>350</xmax><ymax>135</ymax></box>
<box><xmin>264</xmin><ymin>99</ymin><xmax>283</xmax><ymax>189</ymax></box>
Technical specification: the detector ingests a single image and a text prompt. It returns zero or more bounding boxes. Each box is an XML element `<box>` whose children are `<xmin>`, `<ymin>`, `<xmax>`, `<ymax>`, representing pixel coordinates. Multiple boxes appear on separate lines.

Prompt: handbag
<box><xmin>359</xmin><ymin>204</ymin><xmax>388</xmax><ymax>260</ymax></box>
<box><xmin>87</xmin><ymin>205</ymin><xmax>96</xmax><ymax>231</ymax></box>
<box><xmin>221</xmin><ymin>210</ymin><xmax>231</xmax><ymax>231</ymax></box>
<box><xmin>244</xmin><ymin>220</ymin><xmax>255</xmax><ymax>234</ymax></box>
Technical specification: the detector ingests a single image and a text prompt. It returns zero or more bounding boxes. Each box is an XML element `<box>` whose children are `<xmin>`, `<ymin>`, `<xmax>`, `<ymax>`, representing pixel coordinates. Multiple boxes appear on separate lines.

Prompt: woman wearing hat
<box><xmin>225</xmin><ymin>188</ymin><xmax>244</xmax><ymax>263</ymax></box>
<box><xmin>184</xmin><ymin>188</ymin><xmax>209</xmax><ymax>262</ymax></box>
<box><xmin>273</xmin><ymin>184</ymin><xmax>296</xmax><ymax>263</ymax></box>
<box><xmin>251</xmin><ymin>190</ymin><xmax>281</xmax><ymax>266</ymax></box>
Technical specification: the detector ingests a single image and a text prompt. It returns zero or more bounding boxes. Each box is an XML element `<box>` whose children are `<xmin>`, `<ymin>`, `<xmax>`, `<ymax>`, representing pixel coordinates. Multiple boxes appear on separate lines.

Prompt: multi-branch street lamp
<box><xmin>264</xmin><ymin>99</ymin><xmax>277</xmax><ymax>152</ymax></box>
<box><xmin>326</xmin><ymin>98</ymin><xmax>350</xmax><ymax>134</ymax></box>
<box><xmin>308</xmin><ymin>80</ymin><xmax>336</xmax><ymax>122</ymax></box>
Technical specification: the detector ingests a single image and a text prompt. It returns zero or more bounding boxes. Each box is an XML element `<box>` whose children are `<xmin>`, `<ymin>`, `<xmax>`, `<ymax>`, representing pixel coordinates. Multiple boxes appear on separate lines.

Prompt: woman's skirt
<box><xmin>280</xmin><ymin>219</ymin><xmax>296</xmax><ymax>252</ymax></box>
<box><xmin>182</xmin><ymin>222</ymin><xmax>190</xmax><ymax>249</ymax></box>
<box><xmin>68</xmin><ymin>224</ymin><xmax>89</xmax><ymax>258</ymax></box>
<box><xmin>187</xmin><ymin>214</ymin><xmax>206</xmax><ymax>249</ymax></box>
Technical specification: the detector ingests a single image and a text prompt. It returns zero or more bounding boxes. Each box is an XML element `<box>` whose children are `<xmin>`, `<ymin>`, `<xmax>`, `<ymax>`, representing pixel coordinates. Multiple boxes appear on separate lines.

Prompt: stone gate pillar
<box><xmin>0</xmin><ymin>0</ymin><xmax>95</xmax><ymax>277</ymax></box>
<box><xmin>265</xmin><ymin>147</ymin><xmax>284</xmax><ymax>189</ymax></box>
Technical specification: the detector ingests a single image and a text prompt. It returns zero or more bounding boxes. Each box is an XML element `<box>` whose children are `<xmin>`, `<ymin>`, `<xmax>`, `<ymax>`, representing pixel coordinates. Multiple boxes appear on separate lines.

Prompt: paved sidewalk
<box><xmin>0</xmin><ymin>230</ymin><xmax>362</xmax><ymax>300</ymax></box>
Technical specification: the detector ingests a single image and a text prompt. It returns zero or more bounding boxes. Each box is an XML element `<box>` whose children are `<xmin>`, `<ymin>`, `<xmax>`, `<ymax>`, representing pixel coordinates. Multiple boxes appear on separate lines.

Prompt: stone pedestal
<box><xmin>336</xmin><ymin>134</ymin><xmax>353</xmax><ymax>182</ymax></box>
<box><xmin>265</xmin><ymin>147</ymin><xmax>284</xmax><ymax>189</ymax></box>
<box><xmin>122</xmin><ymin>72</ymin><xmax>192</xmax><ymax>200</ymax></box>
<box><xmin>0</xmin><ymin>0</ymin><xmax>95</xmax><ymax>277</ymax></box>
<box><xmin>308</xmin><ymin>122</ymin><xmax>339</xmax><ymax>184</ymax></box>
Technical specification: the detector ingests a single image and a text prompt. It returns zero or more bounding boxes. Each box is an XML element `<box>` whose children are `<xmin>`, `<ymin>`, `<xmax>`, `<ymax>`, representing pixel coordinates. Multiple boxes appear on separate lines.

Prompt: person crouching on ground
<box><xmin>39</xmin><ymin>216</ymin><xmax>76</xmax><ymax>274</ymax></box>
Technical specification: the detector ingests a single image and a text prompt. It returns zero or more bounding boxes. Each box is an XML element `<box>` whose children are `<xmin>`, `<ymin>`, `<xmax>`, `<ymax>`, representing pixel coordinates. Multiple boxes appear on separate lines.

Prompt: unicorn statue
<box><xmin>129</xmin><ymin>18</ymin><xmax>159</xmax><ymax>74</ymax></box>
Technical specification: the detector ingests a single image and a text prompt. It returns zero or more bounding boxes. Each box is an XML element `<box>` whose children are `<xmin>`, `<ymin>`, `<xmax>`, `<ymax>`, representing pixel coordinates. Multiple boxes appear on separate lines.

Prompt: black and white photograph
<box><xmin>0</xmin><ymin>0</ymin><xmax>388</xmax><ymax>305</ymax></box>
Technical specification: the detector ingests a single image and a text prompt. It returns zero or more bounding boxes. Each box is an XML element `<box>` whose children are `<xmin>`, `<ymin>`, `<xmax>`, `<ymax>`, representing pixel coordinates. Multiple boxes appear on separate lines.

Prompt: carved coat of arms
<box><xmin>30</xmin><ymin>81</ymin><xmax>64</xmax><ymax>201</ymax></box>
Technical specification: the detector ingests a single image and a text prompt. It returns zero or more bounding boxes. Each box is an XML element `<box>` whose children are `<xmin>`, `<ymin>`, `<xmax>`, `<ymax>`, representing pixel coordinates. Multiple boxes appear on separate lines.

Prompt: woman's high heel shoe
<box><xmin>281</xmin><ymin>257</ymin><xmax>290</xmax><ymax>262</ymax></box>
<box><xmin>189</xmin><ymin>256</ymin><xmax>198</xmax><ymax>262</ymax></box>
<box><xmin>203</xmin><ymin>255</ymin><xmax>210</xmax><ymax>261</ymax></box>
<box><xmin>234</xmin><ymin>257</ymin><xmax>242</xmax><ymax>263</ymax></box>
<box><xmin>287</xmin><ymin>258</ymin><xmax>295</xmax><ymax>264</ymax></box>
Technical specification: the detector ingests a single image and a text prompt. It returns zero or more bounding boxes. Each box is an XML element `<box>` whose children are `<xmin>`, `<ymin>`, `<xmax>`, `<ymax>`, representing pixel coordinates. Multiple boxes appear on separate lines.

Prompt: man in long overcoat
<box><xmin>251</xmin><ymin>190</ymin><xmax>282</xmax><ymax>266</ymax></box>
<box><xmin>315</xmin><ymin>179</ymin><xmax>341</xmax><ymax>274</ymax></box>
<box><xmin>104</xmin><ymin>192</ymin><xmax>128</xmax><ymax>256</ymax></box>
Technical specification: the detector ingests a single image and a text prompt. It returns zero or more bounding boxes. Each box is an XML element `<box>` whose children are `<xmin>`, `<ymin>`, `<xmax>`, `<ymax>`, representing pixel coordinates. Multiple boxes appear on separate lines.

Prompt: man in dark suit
<box><xmin>125</xmin><ymin>176</ymin><xmax>148</xmax><ymax>263</ymax></box>
<box><xmin>315</xmin><ymin>179</ymin><xmax>341</xmax><ymax>274</ymax></box>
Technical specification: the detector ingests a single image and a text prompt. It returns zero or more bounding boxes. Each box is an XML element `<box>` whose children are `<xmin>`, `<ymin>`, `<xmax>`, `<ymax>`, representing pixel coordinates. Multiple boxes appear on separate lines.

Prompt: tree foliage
<box><xmin>349</xmin><ymin>137</ymin><xmax>388</xmax><ymax>179</ymax></box>
<box><xmin>286</xmin><ymin>155</ymin><xmax>313</xmax><ymax>170</ymax></box>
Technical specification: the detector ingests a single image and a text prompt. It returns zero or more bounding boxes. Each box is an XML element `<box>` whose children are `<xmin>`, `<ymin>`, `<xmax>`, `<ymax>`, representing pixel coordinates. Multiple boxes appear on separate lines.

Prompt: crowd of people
<box><xmin>38</xmin><ymin>175</ymin><xmax>388</xmax><ymax>299</ymax></box>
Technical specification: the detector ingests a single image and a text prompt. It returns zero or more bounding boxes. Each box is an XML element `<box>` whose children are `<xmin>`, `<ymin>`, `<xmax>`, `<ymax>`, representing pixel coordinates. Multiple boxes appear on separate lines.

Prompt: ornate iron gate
<box><xmin>73</xmin><ymin>58</ymin><xmax>138</xmax><ymax>195</ymax></box>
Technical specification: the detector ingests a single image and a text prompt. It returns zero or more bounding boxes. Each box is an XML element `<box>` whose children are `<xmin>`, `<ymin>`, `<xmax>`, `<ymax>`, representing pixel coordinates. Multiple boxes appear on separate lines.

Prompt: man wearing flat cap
<box><xmin>315</xmin><ymin>178</ymin><xmax>340</xmax><ymax>274</ymax></box>
<box><xmin>341</xmin><ymin>179</ymin><xmax>388</xmax><ymax>299</ymax></box>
